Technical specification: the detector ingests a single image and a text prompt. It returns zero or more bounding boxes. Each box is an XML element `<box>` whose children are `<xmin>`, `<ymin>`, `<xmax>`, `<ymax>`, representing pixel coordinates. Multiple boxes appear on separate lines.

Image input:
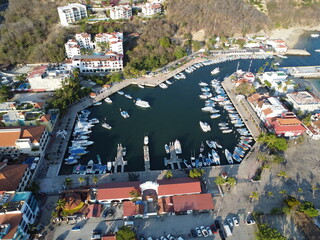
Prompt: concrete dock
<box><xmin>113</xmin><ymin>144</ymin><xmax>127</xmax><ymax>173</ymax></box>
<box><xmin>164</xmin><ymin>142</ymin><xmax>182</xmax><ymax>170</ymax></box>
<box><xmin>143</xmin><ymin>145</ymin><xmax>150</xmax><ymax>171</ymax></box>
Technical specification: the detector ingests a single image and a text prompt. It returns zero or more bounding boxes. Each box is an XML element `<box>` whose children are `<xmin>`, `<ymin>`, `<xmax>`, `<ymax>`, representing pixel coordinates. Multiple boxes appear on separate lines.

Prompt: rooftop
<box><xmin>0</xmin><ymin>163</ymin><xmax>28</xmax><ymax>191</ymax></box>
<box><xmin>97</xmin><ymin>181</ymin><xmax>141</xmax><ymax>201</ymax></box>
<box><xmin>157</xmin><ymin>178</ymin><xmax>201</xmax><ymax>196</ymax></box>
<box><xmin>172</xmin><ymin>193</ymin><xmax>214</xmax><ymax>212</ymax></box>
<box><xmin>123</xmin><ymin>201</ymin><xmax>144</xmax><ymax>217</ymax></box>
<box><xmin>0</xmin><ymin>213</ymin><xmax>23</xmax><ymax>239</ymax></box>
<box><xmin>287</xmin><ymin>91</ymin><xmax>320</xmax><ymax>105</ymax></box>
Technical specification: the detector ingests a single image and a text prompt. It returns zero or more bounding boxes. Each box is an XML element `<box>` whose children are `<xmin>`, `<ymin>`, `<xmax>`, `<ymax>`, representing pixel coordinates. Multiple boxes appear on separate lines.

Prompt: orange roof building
<box><xmin>0</xmin><ymin>163</ymin><xmax>30</xmax><ymax>192</ymax></box>
<box><xmin>172</xmin><ymin>194</ymin><xmax>214</xmax><ymax>212</ymax></box>
<box><xmin>0</xmin><ymin>213</ymin><xmax>23</xmax><ymax>239</ymax></box>
<box><xmin>157</xmin><ymin>178</ymin><xmax>201</xmax><ymax>197</ymax></box>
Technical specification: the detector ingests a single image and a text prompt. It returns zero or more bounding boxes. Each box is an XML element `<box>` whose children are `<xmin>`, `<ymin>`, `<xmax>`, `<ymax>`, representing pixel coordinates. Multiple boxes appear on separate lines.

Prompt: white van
<box><xmin>223</xmin><ymin>224</ymin><xmax>232</xmax><ymax>237</ymax></box>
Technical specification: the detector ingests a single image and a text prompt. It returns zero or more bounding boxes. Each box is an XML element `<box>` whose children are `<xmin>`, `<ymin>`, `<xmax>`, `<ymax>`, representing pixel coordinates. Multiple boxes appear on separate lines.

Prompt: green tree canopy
<box><xmin>299</xmin><ymin>201</ymin><xmax>319</xmax><ymax>217</ymax></box>
<box><xmin>257</xmin><ymin>133</ymin><xmax>288</xmax><ymax>151</ymax></box>
<box><xmin>255</xmin><ymin>224</ymin><xmax>287</xmax><ymax>240</ymax></box>
<box><xmin>188</xmin><ymin>168</ymin><xmax>205</xmax><ymax>178</ymax></box>
<box><xmin>284</xmin><ymin>196</ymin><xmax>301</xmax><ymax>209</ymax></box>
<box><xmin>235</xmin><ymin>82</ymin><xmax>255</xmax><ymax>96</ymax></box>
<box><xmin>214</xmin><ymin>176</ymin><xmax>226</xmax><ymax>185</ymax></box>
<box><xmin>159</xmin><ymin>36</ymin><xmax>171</xmax><ymax>48</ymax></box>
<box><xmin>165</xmin><ymin>170</ymin><xmax>173</xmax><ymax>179</ymax></box>
<box><xmin>174</xmin><ymin>46</ymin><xmax>187</xmax><ymax>59</ymax></box>
<box><xmin>116</xmin><ymin>226</ymin><xmax>136</xmax><ymax>240</ymax></box>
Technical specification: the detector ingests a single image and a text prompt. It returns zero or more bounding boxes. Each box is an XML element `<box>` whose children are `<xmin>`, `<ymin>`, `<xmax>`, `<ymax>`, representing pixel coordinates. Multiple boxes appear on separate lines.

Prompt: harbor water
<box><xmin>59</xmin><ymin>33</ymin><xmax>320</xmax><ymax>175</ymax></box>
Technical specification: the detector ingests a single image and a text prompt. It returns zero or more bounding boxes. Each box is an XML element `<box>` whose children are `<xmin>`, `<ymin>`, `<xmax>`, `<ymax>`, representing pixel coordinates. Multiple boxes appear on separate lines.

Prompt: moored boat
<box><xmin>225</xmin><ymin>149</ymin><xmax>233</xmax><ymax>164</ymax></box>
<box><xmin>104</xmin><ymin>97</ymin><xmax>112</xmax><ymax>103</ymax></box>
<box><xmin>138</xmin><ymin>84</ymin><xmax>145</xmax><ymax>88</ymax></box>
<box><xmin>200</xmin><ymin>141</ymin><xmax>205</xmax><ymax>153</ymax></box>
<box><xmin>102</xmin><ymin>122</ymin><xmax>112</xmax><ymax>129</ymax></box>
<box><xmin>174</xmin><ymin>139</ymin><xmax>182</xmax><ymax>154</ymax></box>
<box><xmin>86</xmin><ymin>160</ymin><xmax>94</xmax><ymax>174</ymax></box>
<box><xmin>144</xmin><ymin>136</ymin><xmax>149</xmax><ymax>145</ymax></box>
<box><xmin>199</xmin><ymin>121</ymin><xmax>211</xmax><ymax>132</ymax></box>
<box><xmin>135</xmin><ymin>98</ymin><xmax>151</xmax><ymax>108</ymax></box>
<box><xmin>125</xmin><ymin>94</ymin><xmax>133</xmax><ymax>99</ymax></box>
<box><xmin>211</xmin><ymin>67</ymin><xmax>220</xmax><ymax>75</ymax></box>
<box><xmin>93</xmin><ymin>102</ymin><xmax>102</xmax><ymax>106</ymax></box>
<box><xmin>117</xmin><ymin>91</ymin><xmax>124</xmax><ymax>95</ymax></box>
<box><xmin>165</xmin><ymin>144</ymin><xmax>170</xmax><ymax>154</ymax></box>
<box><xmin>159</xmin><ymin>83</ymin><xmax>168</xmax><ymax>89</ymax></box>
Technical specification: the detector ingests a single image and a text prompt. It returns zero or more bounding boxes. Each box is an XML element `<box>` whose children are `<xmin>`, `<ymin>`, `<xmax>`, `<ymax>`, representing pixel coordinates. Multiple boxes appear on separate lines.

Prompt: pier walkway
<box><xmin>144</xmin><ymin>145</ymin><xmax>150</xmax><ymax>171</ymax></box>
<box><xmin>164</xmin><ymin>142</ymin><xmax>182</xmax><ymax>170</ymax></box>
<box><xmin>113</xmin><ymin>144</ymin><xmax>127</xmax><ymax>173</ymax></box>
<box><xmin>221</xmin><ymin>77</ymin><xmax>263</xmax><ymax>138</ymax></box>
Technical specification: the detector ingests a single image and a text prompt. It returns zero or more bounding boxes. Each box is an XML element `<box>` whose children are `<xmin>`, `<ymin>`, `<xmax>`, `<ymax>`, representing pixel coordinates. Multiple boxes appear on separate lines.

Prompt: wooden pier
<box><xmin>113</xmin><ymin>144</ymin><xmax>127</xmax><ymax>173</ymax></box>
<box><xmin>143</xmin><ymin>145</ymin><xmax>150</xmax><ymax>171</ymax></box>
<box><xmin>164</xmin><ymin>142</ymin><xmax>182</xmax><ymax>170</ymax></box>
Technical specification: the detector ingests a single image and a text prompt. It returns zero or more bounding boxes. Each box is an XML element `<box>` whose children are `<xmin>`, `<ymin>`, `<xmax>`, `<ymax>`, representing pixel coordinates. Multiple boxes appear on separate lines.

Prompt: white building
<box><xmin>259</xmin><ymin>71</ymin><xmax>295</xmax><ymax>95</ymax></box>
<box><xmin>265</xmin><ymin>39</ymin><xmax>288</xmax><ymax>53</ymax></box>
<box><xmin>0</xmin><ymin>126</ymin><xmax>49</xmax><ymax>157</ymax></box>
<box><xmin>141</xmin><ymin>3</ymin><xmax>162</xmax><ymax>16</ymax></box>
<box><xmin>65</xmin><ymin>39</ymin><xmax>81</xmax><ymax>59</ymax></box>
<box><xmin>72</xmin><ymin>54</ymin><xmax>123</xmax><ymax>73</ymax></box>
<box><xmin>95</xmin><ymin>32</ymin><xmax>123</xmax><ymax>54</ymax></box>
<box><xmin>57</xmin><ymin>3</ymin><xmax>87</xmax><ymax>26</ymax></box>
<box><xmin>110</xmin><ymin>5</ymin><xmax>132</xmax><ymax>20</ymax></box>
<box><xmin>27</xmin><ymin>65</ymin><xmax>71</xmax><ymax>91</ymax></box>
<box><xmin>75</xmin><ymin>33</ymin><xmax>93</xmax><ymax>49</ymax></box>
<box><xmin>287</xmin><ymin>91</ymin><xmax>320</xmax><ymax>113</ymax></box>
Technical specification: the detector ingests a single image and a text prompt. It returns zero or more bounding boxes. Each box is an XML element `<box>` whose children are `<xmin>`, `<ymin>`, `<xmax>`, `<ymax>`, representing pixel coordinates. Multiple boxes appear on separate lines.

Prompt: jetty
<box><xmin>113</xmin><ymin>144</ymin><xmax>127</xmax><ymax>173</ymax></box>
<box><xmin>164</xmin><ymin>142</ymin><xmax>182</xmax><ymax>170</ymax></box>
<box><xmin>143</xmin><ymin>145</ymin><xmax>150</xmax><ymax>171</ymax></box>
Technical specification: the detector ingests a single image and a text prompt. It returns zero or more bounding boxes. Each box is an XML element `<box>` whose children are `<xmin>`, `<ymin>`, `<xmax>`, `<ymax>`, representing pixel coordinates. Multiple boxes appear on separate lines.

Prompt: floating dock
<box><xmin>164</xmin><ymin>142</ymin><xmax>182</xmax><ymax>170</ymax></box>
<box><xmin>113</xmin><ymin>144</ymin><xmax>127</xmax><ymax>173</ymax></box>
<box><xmin>143</xmin><ymin>146</ymin><xmax>150</xmax><ymax>171</ymax></box>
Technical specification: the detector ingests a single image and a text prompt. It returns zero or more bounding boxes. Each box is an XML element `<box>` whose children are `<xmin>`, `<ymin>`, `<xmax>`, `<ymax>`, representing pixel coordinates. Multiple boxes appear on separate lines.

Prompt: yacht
<box><xmin>200</xmin><ymin>121</ymin><xmax>211</xmax><ymax>132</ymax></box>
<box><xmin>210</xmin><ymin>113</ymin><xmax>221</xmax><ymax>119</ymax></box>
<box><xmin>174</xmin><ymin>139</ymin><xmax>182</xmax><ymax>154</ymax></box>
<box><xmin>144</xmin><ymin>136</ymin><xmax>149</xmax><ymax>145</ymax></box>
<box><xmin>311</xmin><ymin>33</ymin><xmax>320</xmax><ymax>38</ymax></box>
<box><xmin>120</xmin><ymin>110</ymin><xmax>130</xmax><ymax>118</ymax></box>
<box><xmin>117</xmin><ymin>91</ymin><xmax>124</xmax><ymax>95</ymax></box>
<box><xmin>102</xmin><ymin>122</ymin><xmax>112</xmax><ymax>130</ymax></box>
<box><xmin>125</xmin><ymin>94</ymin><xmax>133</xmax><ymax>99</ymax></box>
<box><xmin>86</xmin><ymin>160</ymin><xmax>94</xmax><ymax>174</ymax></box>
<box><xmin>159</xmin><ymin>83</ymin><xmax>168</xmax><ymax>89</ymax></box>
<box><xmin>165</xmin><ymin>144</ymin><xmax>170</xmax><ymax>154</ymax></box>
<box><xmin>104</xmin><ymin>97</ymin><xmax>112</xmax><ymax>103</ymax></box>
<box><xmin>138</xmin><ymin>84</ymin><xmax>145</xmax><ymax>88</ymax></box>
<box><xmin>93</xmin><ymin>102</ymin><xmax>102</xmax><ymax>106</ymax></box>
<box><xmin>135</xmin><ymin>98</ymin><xmax>151</xmax><ymax>108</ymax></box>
<box><xmin>225</xmin><ymin>149</ymin><xmax>234</xmax><ymax>164</ymax></box>
<box><xmin>315</xmin><ymin>49</ymin><xmax>320</xmax><ymax>52</ymax></box>
<box><xmin>206</xmin><ymin>140</ymin><xmax>214</xmax><ymax>148</ymax></box>
<box><xmin>211</xmin><ymin>67</ymin><xmax>220</xmax><ymax>75</ymax></box>
<box><xmin>212</xmin><ymin>149</ymin><xmax>220</xmax><ymax>164</ymax></box>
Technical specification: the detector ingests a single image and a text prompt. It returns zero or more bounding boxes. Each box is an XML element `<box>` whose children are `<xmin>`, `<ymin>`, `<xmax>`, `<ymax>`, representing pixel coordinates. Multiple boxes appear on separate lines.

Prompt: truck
<box><xmin>223</xmin><ymin>224</ymin><xmax>232</xmax><ymax>237</ymax></box>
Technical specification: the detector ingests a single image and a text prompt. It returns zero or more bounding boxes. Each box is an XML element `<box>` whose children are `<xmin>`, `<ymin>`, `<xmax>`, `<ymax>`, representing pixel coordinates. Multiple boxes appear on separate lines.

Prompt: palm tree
<box><xmin>214</xmin><ymin>176</ymin><xmax>226</xmax><ymax>185</ymax></box>
<box><xmin>165</xmin><ymin>170</ymin><xmax>173</xmax><ymax>179</ymax></box>
<box><xmin>92</xmin><ymin>176</ymin><xmax>99</xmax><ymax>185</ymax></box>
<box><xmin>56</xmin><ymin>199</ymin><xmax>66</xmax><ymax>211</ymax></box>
<box><xmin>267</xmin><ymin>191</ymin><xmax>274</xmax><ymax>198</ymax></box>
<box><xmin>64</xmin><ymin>177</ymin><xmax>73</xmax><ymax>188</ymax></box>
<box><xmin>311</xmin><ymin>185</ymin><xmax>319</xmax><ymax>199</ymax></box>
<box><xmin>279</xmin><ymin>190</ymin><xmax>287</xmax><ymax>196</ymax></box>
<box><xmin>78</xmin><ymin>177</ymin><xmax>85</xmax><ymax>185</ymax></box>
<box><xmin>249</xmin><ymin>191</ymin><xmax>259</xmax><ymax>202</ymax></box>
<box><xmin>277</xmin><ymin>171</ymin><xmax>288</xmax><ymax>179</ymax></box>
<box><xmin>257</xmin><ymin>152</ymin><xmax>268</xmax><ymax>162</ymax></box>
<box><xmin>298</xmin><ymin>188</ymin><xmax>303</xmax><ymax>193</ymax></box>
<box><xmin>262</xmin><ymin>164</ymin><xmax>271</xmax><ymax>170</ymax></box>
<box><xmin>226</xmin><ymin>177</ymin><xmax>237</xmax><ymax>187</ymax></box>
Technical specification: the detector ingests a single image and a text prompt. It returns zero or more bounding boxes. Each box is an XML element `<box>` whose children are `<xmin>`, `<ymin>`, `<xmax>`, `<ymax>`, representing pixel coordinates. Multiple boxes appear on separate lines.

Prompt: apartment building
<box><xmin>141</xmin><ymin>3</ymin><xmax>162</xmax><ymax>16</ymax></box>
<box><xmin>57</xmin><ymin>3</ymin><xmax>88</xmax><ymax>26</ymax></box>
<box><xmin>110</xmin><ymin>5</ymin><xmax>132</xmax><ymax>20</ymax></box>
<box><xmin>286</xmin><ymin>91</ymin><xmax>320</xmax><ymax>113</ymax></box>
<box><xmin>65</xmin><ymin>39</ymin><xmax>81</xmax><ymax>58</ymax></box>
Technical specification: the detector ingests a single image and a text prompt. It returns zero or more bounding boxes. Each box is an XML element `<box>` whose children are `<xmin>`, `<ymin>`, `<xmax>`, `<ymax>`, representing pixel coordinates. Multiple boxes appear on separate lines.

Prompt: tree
<box><xmin>159</xmin><ymin>37</ymin><xmax>171</xmax><ymax>48</ymax></box>
<box><xmin>56</xmin><ymin>199</ymin><xmax>66</xmax><ymax>211</ymax></box>
<box><xmin>284</xmin><ymin>196</ymin><xmax>301</xmax><ymax>209</ymax></box>
<box><xmin>192</xmin><ymin>41</ymin><xmax>202</xmax><ymax>51</ymax></box>
<box><xmin>116</xmin><ymin>226</ymin><xmax>136</xmax><ymax>240</ymax></box>
<box><xmin>299</xmin><ymin>201</ymin><xmax>319</xmax><ymax>217</ymax></box>
<box><xmin>277</xmin><ymin>171</ymin><xmax>288</xmax><ymax>179</ymax></box>
<box><xmin>311</xmin><ymin>185</ymin><xmax>319</xmax><ymax>199</ymax></box>
<box><xmin>262</xmin><ymin>164</ymin><xmax>271</xmax><ymax>170</ymax></box>
<box><xmin>93</xmin><ymin>176</ymin><xmax>99</xmax><ymax>185</ymax></box>
<box><xmin>78</xmin><ymin>177</ymin><xmax>85</xmax><ymax>185</ymax></box>
<box><xmin>0</xmin><ymin>86</ymin><xmax>12</xmax><ymax>103</ymax></box>
<box><xmin>15</xmin><ymin>74</ymin><xmax>27</xmax><ymax>82</ymax></box>
<box><xmin>109</xmin><ymin>72</ymin><xmax>122</xmax><ymax>83</ymax></box>
<box><xmin>188</xmin><ymin>168</ymin><xmax>205</xmax><ymax>178</ymax></box>
<box><xmin>129</xmin><ymin>189</ymin><xmax>141</xmax><ymax>202</ymax></box>
<box><xmin>64</xmin><ymin>177</ymin><xmax>73</xmax><ymax>188</ymax></box>
<box><xmin>257</xmin><ymin>152</ymin><xmax>269</xmax><ymax>162</ymax></box>
<box><xmin>26</xmin><ymin>181</ymin><xmax>40</xmax><ymax>195</ymax></box>
<box><xmin>235</xmin><ymin>82</ymin><xmax>255</xmax><ymax>96</ymax></box>
<box><xmin>174</xmin><ymin>46</ymin><xmax>187</xmax><ymax>59</ymax></box>
<box><xmin>249</xmin><ymin>191</ymin><xmax>259</xmax><ymax>202</ymax></box>
<box><xmin>226</xmin><ymin>177</ymin><xmax>237</xmax><ymax>187</ymax></box>
<box><xmin>272</xmin><ymin>154</ymin><xmax>286</xmax><ymax>164</ymax></box>
<box><xmin>267</xmin><ymin>191</ymin><xmax>274</xmax><ymax>198</ymax></box>
<box><xmin>298</xmin><ymin>188</ymin><xmax>303</xmax><ymax>193</ymax></box>
<box><xmin>165</xmin><ymin>170</ymin><xmax>173</xmax><ymax>179</ymax></box>
<box><xmin>302</xmin><ymin>114</ymin><xmax>312</xmax><ymax>127</ymax></box>
<box><xmin>255</xmin><ymin>224</ymin><xmax>287</xmax><ymax>240</ymax></box>
<box><xmin>279</xmin><ymin>190</ymin><xmax>287</xmax><ymax>196</ymax></box>
<box><xmin>257</xmin><ymin>133</ymin><xmax>288</xmax><ymax>151</ymax></box>
<box><xmin>214</xmin><ymin>176</ymin><xmax>226</xmax><ymax>185</ymax></box>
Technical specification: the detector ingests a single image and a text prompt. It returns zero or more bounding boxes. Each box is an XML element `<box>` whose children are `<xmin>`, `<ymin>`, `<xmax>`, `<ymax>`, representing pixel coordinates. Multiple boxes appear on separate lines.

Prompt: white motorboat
<box><xmin>215</xmin><ymin>141</ymin><xmax>223</xmax><ymax>148</ymax></box>
<box><xmin>277</xmin><ymin>55</ymin><xmax>288</xmax><ymax>59</ymax></box>
<box><xmin>211</xmin><ymin>67</ymin><xmax>220</xmax><ymax>75</ymax></box>
<box><xmin>144</xmin><ymin>136</ymin><xmax>149</xmax><ymax>145</ymax></box>
<box><xmin>65</xmin><ymin>159</ymin><xmax>78</xmax><ymax>165</ymax></box>
<box><xmin>199</xmin><ymin>82</ymin><xmax>208</xmax><ymax>86</ymax></box>
<box><xmin>315</xmin><ymin>49</ymin><xmax>320</xmax><ymax>52</ymax></box>
<box><xmin>218</xmin><ymin>122</ymin><xmax>228</xmax><ymax>127</ymax></box>
<box><xmin>202</xmin><ymin>106</ymin><xmax>213</xmax><ymax>112</ymax></box>
<box><xmin>311</xmin><ymin>33</ymin><xmax>319</xmax><ymax>38</ymax></box>
<box><xmin>89</xmin><ymin>118</ymin><xmax>99</xmax><ymax>124</ymax></box>
<box><xmin>125</xmin><ymin>94</ymin><xmax>133</xmax><ymax>99</ymax></box>
<box><xmin>212</xmin><ymin>149</ymin><xmax>220</xmax><ymax>164</ymax></box>
<box><xmin>206</xmin><ymin>140</ymin><xmax>214</xmax><ymax>148</ymax></box>
<box><xmin>165</xmin><ymin>144</ymin><xmax>170</xmax><ymax>154</ymax></box>
<box><xmin>102</xmin><ymin>122</ymin><xmax>112</xmax><ymax>129</ymax></box>
<box><xmin>200</xmin><ymin>121</ymin><xmax>211</xmax><ymax>132</ymax></box>
<box><xmin>117</xmin><ymin>91</ymin><xmax>124</xmax><ymax>95</ymax></box>
<box><xmin>200</xmin><ymin>141</ymin><xmax>205</xmax><ymax>153</ymax></box>
<box><xmin>104</xmin><ymin>97</ymin><xmax>112</xmax><ymax>103</ymax></box>
<box><xmin>120</xmin><ymin>110</ymin><xmax>130</xmax><ymax>118</ymax></box>
<box><xmin>174</xmin><ymin>139</ymin><xmax>182</xmax><ymax>154</ymax></box>
<box><xmin>166</xmin><ymin>80</ymin><xmax>173</xmax><ymax>85</ymax></box>
<box><xmin>135</xmin><ymin>98</ymin><xmax>151</xmax><ymax>108</ymax></box>
<box><xmin>199</xmin><ymin>94</ymin><xmax>208</xmax><ymax>99</ymax></box>
<box><xmin>86</xmin><ymin>160</ymin><xmax>94</xmax><ymax>174</ymax></box>
<box><xmin>159</xmin><ymin>83</ymin><xmax>168</xmax><ymax>89</ymax></box>
<box><xmin>74</xmin><ymin>135</ymin><xmax>89</xmax><ymax>140</ymax></box>
<box><xmin>72</xmin><ymin>140</ymin><xmax>94</xmax><ymax>146</ymax></box>
<box><xmin>122</xmin><ymin>147</ymin><xmax>126</xmax><ymax>156</ymax></box>
<box><xmin>210</xmin><ymin>113</ymin><xmax>221</xmax><ymax>119</ymax></box>
<box><xmin>225</xmin><ymin>149</ymin><xmax>234</xmax><ymax>164</ymax></box>
<box><xmin>191</xmin><ymin>156</ymin><xmax>196</xmax><ymax>167</ymax></box>
<box><xmin>222</xmin><ymin>129</ymin><xmax>232</xmax><ymax>134</ymax></box>
<box><xmin>201</xmin><ymin>87</ymin><xmax>210</xmax><ymax>92</ymax></box>
<box><xmin>138</xmin><ymin>84</ymin><xmax>145</xmax><ymax>88</ymax></box>
<box><xmin>93</xmin><ymin>102</ymin><xmax>102</xmax><ymax>106</ymax></box>
<box><xmin>107</xmin><ymin>161</ymin><xmax>112</xmax><ymax>171</ymax></box>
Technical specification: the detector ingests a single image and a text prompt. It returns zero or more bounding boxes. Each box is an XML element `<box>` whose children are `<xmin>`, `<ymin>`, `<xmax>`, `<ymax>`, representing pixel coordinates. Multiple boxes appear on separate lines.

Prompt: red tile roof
<box><xmin>87</xmin><ymin>204</ymin><xmax>102</xmax><ymax>218</ymax></box>
<box><xmin>102</xmin><ymin>235</ymin><xmax>116</xmax><ymax>240</ymax></box>
<box><xmin>158</xmin><ymin>197</ymin><xmax>174</xmax><ymax>213</ymax></box>
<box><xmin>262</xmin><ymin>108</ymin><xmax>273</xmax><ymax>116</ymax></box>
<box><xmin>123</xmin><ymin>201</ymin><xmax>144</xmax><ymax>217</ymax></box>
<box><xmin>97</xmin><ymin>181</ymin><xmax>141</xmax><ymax>201</ymax></box>
<box><xmin>28</xmin><ymin>65</ymin><xmax>47</xmax><ymax>78</ymax></box>
<box><xmin>172</xmin><ymin>193</ymin><xmax>214</xmax><ymax>212</ymax></box>
<box><xmin>0</xmin><ymin>213</ymin><xmax>23</xmax><ymax>239</ymax></box>
<box><xmin>267</xmin><ymin>117</ymin><xmax>306</xmax><ymax>135</ymax></box>
<box><xmin>157</xmin><ymin>178</ymin><xmax>201</xmax><ymax>196</ymax></box>
<box><xmin>40</xmin><ymin>114</ymin><xmax>51</xmax><ymax>122</ymax></box>
<box><xmin>0</xmin><ymin>164</ymin><xmax>28</xmax><ymax>191</ymax></box>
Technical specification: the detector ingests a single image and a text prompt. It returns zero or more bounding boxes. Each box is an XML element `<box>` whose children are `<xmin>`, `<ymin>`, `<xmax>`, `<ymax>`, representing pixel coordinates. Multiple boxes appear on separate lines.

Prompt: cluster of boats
<box><xmin>72</xmin><ymin>156</ymin><xmax>110</xmax><ymax>175</ymax></box>
<box><xmin>65</xmin><ymin>110</ymin><xmax>97</xmax><ymax>165</ymax></box>
<box><xmin>164</xmin><ymin>139</ymin><xmax>182</xmax><ymax>155</ymax></box>
<box><xmin>173</xmin><ymin>72</ymin><xmax>186</xmax><ymax>80</ymax></box>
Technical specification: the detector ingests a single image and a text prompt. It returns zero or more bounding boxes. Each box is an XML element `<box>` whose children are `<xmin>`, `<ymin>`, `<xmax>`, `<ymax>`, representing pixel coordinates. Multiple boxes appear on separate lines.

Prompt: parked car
<box><xmin>210</xmin><ymin>224</ymin><xmax>218</xmax><ymax>234</ymax></box>
<box><xmin>200</xmin><ymin>226</ymin><xmax>209</xmax><ymax>237</ymax></box>
<box><xmin>247</xmin><ymin>220</ymin><xmax>256</xmax><ymax>225</ymax></box>
<box><xmin>233</xmin><ymin>217</ymin><xmax>239</xmax><ymax>226</ymax></box>
<box><xmin>160</xmin><ymin>236</ymin><xmax>167</xmax><ymax>240</ymax></box>
<box><xmin>167</xmin><ymin>234</ymin><xmax>175</xmax><ymax>240</ymax></box>
<box><xmin>206</xmin><ymin>227</ymin><xmax>213</xmax><ymax>236</ymax></box>
<box><xmin>71</xmin><ymin>226</ymin><xmax>81</xmax><ymax>231</ymax></box>
<box><xmin>214</xmin><ymin>220</ymin><xmax>221</xmax><ymax>230</ymax></box>
<box><xmin>227</xmin><ymin>218</ymin><xmax>233</xmax><ymax>228</ymax></box>
<box><xmin>190</xmin><ymin>229</ymin><xmax>197</xmax><ymax>238</ymax></box>
<box><xmin>91</xmin><ymin>229</ymin><xmax>101</xmax><ymax>240</ymax></box>
<box><xmin>195</xmin><ymin>227</ymin><xmax>202</xmax><ymax>237</ymax></box>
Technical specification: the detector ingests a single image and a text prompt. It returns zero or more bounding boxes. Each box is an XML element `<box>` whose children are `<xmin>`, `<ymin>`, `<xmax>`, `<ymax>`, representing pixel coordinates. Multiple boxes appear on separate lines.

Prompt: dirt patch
<box><xmin>293</xmin><ymin>211</ymin><xmax>320</xmax><ymax>240</ymax></box>
<box><xmin>192</xmin><ymin>29</ymin><xmax>205</xmax><ymax>41</ymax></box>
